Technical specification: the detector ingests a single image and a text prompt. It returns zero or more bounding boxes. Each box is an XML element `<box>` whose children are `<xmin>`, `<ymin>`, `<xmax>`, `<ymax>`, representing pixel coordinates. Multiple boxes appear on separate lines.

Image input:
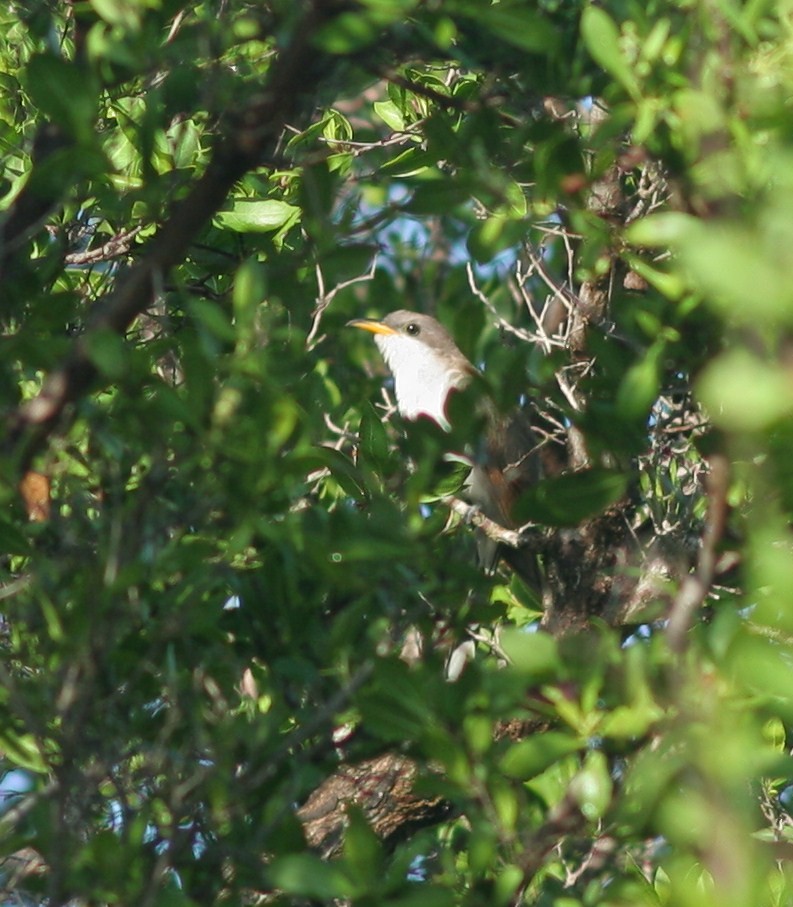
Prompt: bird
<box><xmin>348</xmin><ymin>310</ymin><xmax>553</xmax><ymax>584</ymax></box>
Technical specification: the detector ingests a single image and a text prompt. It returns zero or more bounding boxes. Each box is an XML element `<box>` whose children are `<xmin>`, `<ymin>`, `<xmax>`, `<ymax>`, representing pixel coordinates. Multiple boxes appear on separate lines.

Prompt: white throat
<box><xmin>375</xmin><ymin>334</ymin><xmax>471</xmax><ymax>431</ymax></box>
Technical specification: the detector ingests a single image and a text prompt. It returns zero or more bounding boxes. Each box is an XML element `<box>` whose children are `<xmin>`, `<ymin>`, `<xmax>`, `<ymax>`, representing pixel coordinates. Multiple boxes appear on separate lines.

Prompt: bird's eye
<box><xmin>405</xmin><ymin>322</ymin><xmax>420</xmax><ymax>336</ymax></box>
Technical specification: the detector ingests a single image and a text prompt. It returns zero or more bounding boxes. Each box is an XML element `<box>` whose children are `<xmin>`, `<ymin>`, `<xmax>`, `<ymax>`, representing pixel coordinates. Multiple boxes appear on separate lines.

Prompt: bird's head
<box><xmin>348</xmin><ymin>310</ymin><xmax>476</xmax><ymax>431</ymax></box>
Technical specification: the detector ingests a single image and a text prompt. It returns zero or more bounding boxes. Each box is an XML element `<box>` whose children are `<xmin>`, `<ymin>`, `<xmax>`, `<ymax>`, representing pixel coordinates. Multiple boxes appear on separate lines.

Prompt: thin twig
<box><xmin>64</xmin><ymin>226</ymin><xmax>142</xmax><ymax>265</ymax></box>
<box><xmin>666</xmin><ymin>453</ymin><xmax>729</xmax><ymax>653</ymax></box>
<box><xmin>0</xmin><ymin>576</ymin><xmax>31</xmax><ymax>600</ymax></box>
<box><xmin>465</xmin><ymin>625</ymin><xmax>512</xmax><ymax>665</ymax></box>
<box><xmin>443</xmin><ymin>495</ymin><xmax>536</xmax><ymax>548</ymax></box>
<box><xmin>0</xmin><ymin>779</ymin><xmax>60</xmax><ymax>838</ymax></box>
<box><xmin>306</xmin><ymin>254</ymin><xmax>378</xmax><ymax>350</ymax></box>
<box><xmin>465</xmin><ymin>262</ymin><xmax>536</xmax><ymax>344</ymax></box>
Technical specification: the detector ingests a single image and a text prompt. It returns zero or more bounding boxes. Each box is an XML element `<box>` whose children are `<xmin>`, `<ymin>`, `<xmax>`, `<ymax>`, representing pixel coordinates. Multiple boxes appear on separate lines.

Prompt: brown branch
<box><xmin>3</xmin><ymin>0</ymin><xmax>338</xmax><ymax>476</ymax></box>
<box><xmin>666</xmin><ymin>452</ymin><xmax>730</xmax><ymax>653</ymax></box>
<box><xmin>306</xmin><ymin>253</ymin><xmax>379</xmax><ymax>350</ymax></box>
<box><xmin>510</xmin><ymin>792</ymin><xmax>587</xmax><ymax>905</ymax></box>
<box><xmin>63</xmin><ymin>226</ymin><xmax>143</xmax><ymax>265</ymax></box>
<box><xmin>297</xmin><ymin>714</ymin><xmax>556</xmax><ymax>861</ymax></box>
<box><xmin>443</xmin><ymin>494</ymin><xmax>537</xmax><ymax>549</ymax></box>
<box><xmin>297</xmin><ymin>752</ymin><xmax>452</xmax><ymax>859</ymax></box>
<box><xmin>381</xmin><ymin>71</ymin><xmax>479</xmax><ymax>114</ymax></box>
<box><xmin>0</xmin><ymin>124</ymin><xmax>72</xmax><ymax>272</ymax></box>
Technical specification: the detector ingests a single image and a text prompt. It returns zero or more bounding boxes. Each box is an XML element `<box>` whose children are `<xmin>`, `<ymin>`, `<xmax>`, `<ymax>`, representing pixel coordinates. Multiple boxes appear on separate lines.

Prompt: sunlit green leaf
<box><xmin>500</xmin><ymin>628</ymin><xmax>560</xmax><ymax>679</ymax></box>
<box><xmin>0</xmin><ymin>728</ymin><xmax>48</xmax><ymax>773</ymax></box>
<box><xmin>90</xmin><ymin>0</ymin><xmax>145</xmax><ymax>29</ymax></box>
<box><xmin>214</xmin><ymin>199</ymin><xmax>301</xmax><ymax>233</ymax></box>
<box><xmin>373</xmin><ymin>99</ymin><xmax>406</xmax><ymax>132</ymax></box>
<box><xmin>500</xmin><ymin>732</ymin><xmax>580</xmax><ymax>780</ymax></box>
<box><xmin>697</xmin><ymin>351</ymin><xmax>793</xmax><ymax>432</ymax></box>
<box><xmin>616</xmin><ymin>341</ymin><xmax>664</xmax><ymax>420</ymax></box>
<box><xmin>581</xmin><ymin>6</ymin><xmax>640</xmax><ymax>98</ymax></box>
<box><xmin>267</xmin><ymin>854</ymin><xmax>354</xmax><ymax>899</ymax></box>
<box><xmin>572</xmin><ymin>750</ymin><xmax>613</xmax><ymax>820</ymax></box>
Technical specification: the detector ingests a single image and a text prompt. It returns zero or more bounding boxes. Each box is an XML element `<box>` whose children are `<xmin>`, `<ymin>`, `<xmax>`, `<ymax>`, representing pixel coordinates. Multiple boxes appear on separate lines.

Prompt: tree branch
<box><xmin>0</xmin><ymin>124</ymin><xmax>72</xmax><ymax>275</ymax></box>
<box><xmin>4</xmin><ymin>0</ymin><xmax>338</xmax><ymax>475</ymax></box>
<box><xmin>443</xmin><ymin>494</ymin><xmax>538</xmax><ymax>548</ymax></box>
<box><xmin>63</xmin><ymin>226</ymin><xmax>143</xmax><ymax>265</ymax></box>
<box><xmin>297</xmin><ymin>752</ymin><xmax>452</xmax><ymax>859</ymax></box>
<box><xmin>666</xmin><ymin>452</ymin><xmax>730</xmax><ymax>653</ymax></box>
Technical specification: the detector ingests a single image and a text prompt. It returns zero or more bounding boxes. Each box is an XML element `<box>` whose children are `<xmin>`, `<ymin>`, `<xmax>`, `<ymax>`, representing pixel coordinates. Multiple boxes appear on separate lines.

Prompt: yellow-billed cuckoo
<box><xmin>348</xmin><ymin>310</ymin><xmax>547</xmax><ymax>585</ymax></box>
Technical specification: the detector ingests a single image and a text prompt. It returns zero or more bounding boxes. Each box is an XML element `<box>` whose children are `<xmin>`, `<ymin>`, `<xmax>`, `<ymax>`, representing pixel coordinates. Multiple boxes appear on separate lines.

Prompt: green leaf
<box><xmin>571</xmin><ymin>750</ymin><xmax>613</xmax><ymax>820</ymax></box>
<box><xmin>379</xmin><ymin>146</ymin><xmax>437</xmax><ymax>176</ymax></box>
<box><xmin>626</xmin><ymin>211</ymin><xmax>695</xmax><ymax>246</ymax></box>
<box><xmin>214</xmin><ymin>199</ymin><xmax>301</xmax><ymax>233</ymax></box>
<box><xmin>500</xmin><ymin>732</ymin><xmax>580</xmax><ymax>780</ymax></box>
<box><xmin>90</xmin><ymin>0</ymin><xmax>144</xmax><ymax>29</ymax></box>
<box><xmin>697</xmin><ymin>351</ymin><xmax>793</xmax><ymax>432</ymax></box>
<box><xmin>267</xmin><ymin>854</ymin><xmax>354</xmax><ymax>900</ymax></box>
<box><xmin>512</xmin><ymin>469</ymin><xmax>628</xmax><ymax>527</ymax></box>
<box><xmin>622</xmin><ymin>253</ymin><xmax>687</xmax><ymax>299</ymax></box>
<box><xmin>675</xmin><ymin>215</ymin><xmax>793</xmax><ymax>322</ymax></box>
<box><xmin>358</xmin><ymin>659</ymin><xmax>435</xmax><ymax>741</ymax></box>
<box><xmin>600</xmin><ymin>699</ymin><xmax>663</xmax><ymax>740</ymax></box>
<box><xmin>24</xmin><ymin>53</ymin><xmax>97</xmax><ymax>141</ymax></box>
<box><xmin>84</xmin><ymin>330</ymin><xmax>129</xmax><ymax>379</ymax></box>
<box><xmin>233</xmin><ymin>258</ymin><xmax>267</xmax><ymax>329</ymax></box>
<box><xmin>169</xmin><ymin>118</ymin><xmax>201</xmax><ymax>170</ymax></box>
<box><xmin>0</xmin><ymin>728</ymin><xmax>48</xmax><ymax>773</ymax></box>
<box><xmin>343</xmin><ymin>807</ymin><xmax>383</xmax><ymax>887</ymax></box>
<box><xmin>358</xmin><ymin>405</ymin><xmax>392</xmax><ymax>476</ymax></box>
<box><xmin>187</xmin><ymin>300</ymin><xmax>236</xmax><ymax>343</ymax></box>
<box><xmin>387</xmin><ymin>887</ymin><xmax>457</xmax><ymax>907</ymax></box>
<box><xmin>0</xmin><ymin>517</ymin><xmax>31</xmax><ymax>556</ymax></box>
<box><xmin>314</xmin><ymin>13</ymin><xmax>381</xmax><ymax>53</ymax></box>
<box><xmin>406</xmin><ymin>178</ymin><xmax>474</xmax><ymax>214</ymax></box>
<box><xmin>616</xmin><ymin>341</ymin><xmax>664</xmax><ymax>420</ymax></box>
<box><xmin>422</xmin><ymin>456</ymin><xmax>471</xmax><ymax>501</ymax></box>
<box><xmin>314</xmin><ymin>0</ymin><xmax>419</xmax><ymax>51</ymax></box>
<box><xmin>458</xmin><ymin>2</ymin><xmax>560</xmax><ymax>55</ymax></box>
<box><xmin>467</xmin><ymin>215</ymin><xmax>525</xmax><ymax>263</ymax></box>
<box><xmin>373</xmin><ymin>99</ymin><xmax>406</xmax><ymax>132</ymax></box>
<box><xmin>500</xmin><ymin>628</ymin><xmax>560</xmax><ymax>680</ymax></box>
<box><xmin>581</xmin><ymin>7</ymin><xmax>640</xmax><ymax>98</ymax></box>
<box><xmin>303</xmin><ymin>447</ymin><xmax>368</xmax><ymax>499</ymax></box>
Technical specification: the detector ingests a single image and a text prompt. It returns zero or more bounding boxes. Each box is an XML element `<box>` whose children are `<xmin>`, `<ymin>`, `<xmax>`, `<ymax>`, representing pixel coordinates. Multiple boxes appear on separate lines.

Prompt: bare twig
<box><xmin>510</xmin><ymin>792</ymin><xmax>587</xmax><ymax>906</ymax></box>
<box><xmin>0</xmin><ymin>576</ymin><xmax>31</xmax><ymax>600</ymax></box>
<box><xmin>382</xmin><ymin>71</ymin><xmax>481</xmax><ymax>114</ymax></box>
<box><xmin>0</xmin><ymin>779</ymin><xmax>59</xmax><ymax>839</ymax></box>
<box><xmin>465</xmin><ymin>262</ymin><xmax>537</xmax><ymax>344</ymax></box>
<box><xmin>306</xmin><ymin>253</ymin><xmax>378</xmax><ymax>350</ymax></box>
<box><xmin>64</xmin><ymin>226</ymin><xmax>142</xmax><ymax>265</ymax></box>
<box><xmin>465</xmin><ymin>625</ymin><xmax>512</xmax><ymax>665</ymax></box>
<box><xmin>443</xmin><ymin>495</ymin><xmax>536</xmax><ymax>549</ymax></box>
<box><xmin>563</xmin><ymin>833</ymin><xmax>617</xmax><ymax>887</ymax></box>
<box><xmin>316</xmin><ymin>128</ymin><xmax>424</xmax><ymax>157</ymax></box>
<box><xmin>165</xmin><ymin>7</ymin><xmax>189</xmax><ymax>43</ymax></box>
<box><xmin>666</xmin><ymin>453</ymin><xmax>730</xmax><ymax>653</ymax></box>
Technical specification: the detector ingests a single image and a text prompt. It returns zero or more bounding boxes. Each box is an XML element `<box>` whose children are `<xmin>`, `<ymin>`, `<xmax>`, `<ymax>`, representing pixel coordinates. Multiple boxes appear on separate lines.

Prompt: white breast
<box><xmin>375</xmin><ymin>334</ymin><xmax>470</xmax><ymax>431</ymax></box>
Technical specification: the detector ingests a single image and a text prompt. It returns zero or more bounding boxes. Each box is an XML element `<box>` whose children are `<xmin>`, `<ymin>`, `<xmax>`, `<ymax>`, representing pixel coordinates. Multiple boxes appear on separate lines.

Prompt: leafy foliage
<box><xmin>1</xmin><ymin>1</ymin><xmax>793</xmax><ymax>906</ymax></box>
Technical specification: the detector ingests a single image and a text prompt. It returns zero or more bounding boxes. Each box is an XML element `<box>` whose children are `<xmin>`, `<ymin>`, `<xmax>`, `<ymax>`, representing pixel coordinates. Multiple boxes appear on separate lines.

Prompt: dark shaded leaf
<box><xmin>512</xmin><ymin>469</ymin><xmax>628</xmax><ymax>526</ymax></box>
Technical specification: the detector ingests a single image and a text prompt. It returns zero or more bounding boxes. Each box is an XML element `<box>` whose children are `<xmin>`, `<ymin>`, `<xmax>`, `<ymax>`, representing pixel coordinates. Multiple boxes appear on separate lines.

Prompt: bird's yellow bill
<box><xmin>347</xmin><ymin>318</ymin><xmax>398</xmax><ymax>336</ymax></box>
